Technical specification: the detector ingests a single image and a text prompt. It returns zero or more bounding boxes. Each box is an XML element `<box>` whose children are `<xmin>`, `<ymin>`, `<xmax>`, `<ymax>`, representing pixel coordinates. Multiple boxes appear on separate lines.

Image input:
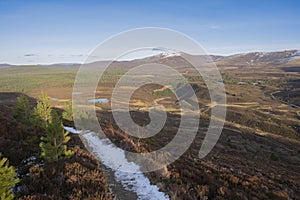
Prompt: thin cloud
<box><xmin>24</xmin><ymin>54</ymin><xmax>36</xmax><ymax>57</ymax></box>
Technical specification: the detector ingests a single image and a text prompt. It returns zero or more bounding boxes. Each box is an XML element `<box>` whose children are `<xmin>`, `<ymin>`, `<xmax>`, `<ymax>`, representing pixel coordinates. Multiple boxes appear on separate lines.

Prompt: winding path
<box><xmin>64</xmin><ymin>126</ymin><xmax>169</xmax><ymax>200</ymax></box>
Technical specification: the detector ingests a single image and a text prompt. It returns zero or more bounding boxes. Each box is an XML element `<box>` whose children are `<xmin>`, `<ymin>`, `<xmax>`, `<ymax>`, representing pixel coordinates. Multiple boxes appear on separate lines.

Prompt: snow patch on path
<box><xmin>64</xmin><ymin>126</ymin><xmax>169</xmax><ymax>200</ymax></box>
<box><xmin>83</xmin><ymin>132</ymin><xmax>169</xmax><ymax>200</ymax></box>
<box><xmin>64</xmin><ymin>126</ymin><xmax>82</xmax><ymax>134</ymax></box>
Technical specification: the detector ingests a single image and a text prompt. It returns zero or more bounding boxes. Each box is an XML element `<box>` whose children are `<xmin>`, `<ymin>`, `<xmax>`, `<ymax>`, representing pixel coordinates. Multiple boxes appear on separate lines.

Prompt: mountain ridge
<box><xmin>1</xmin><ymin>49</ymin><xmax>300</xmax><ymax>67</ymax></box>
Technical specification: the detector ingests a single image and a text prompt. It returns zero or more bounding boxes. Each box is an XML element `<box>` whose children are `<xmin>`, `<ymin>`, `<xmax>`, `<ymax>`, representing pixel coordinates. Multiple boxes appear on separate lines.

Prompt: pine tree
<box><xmin>13</xmin><ymin>94</ymin><xmax>31</xmax><ymax>125</ymax></box>
<box><xmin>62</xmin><ymin>101</ymin><xmax>73</xmax><ymax>121</ymax></box>
<box><xmin>32</xmin><ymin>93</ymin><xmax>52</xmax><ymax>128</ymax></box>
<box><xmin>39</xmin><ymin>111</ymin><xmax>73</xmax><ymax>163</ymax></box>
<box><xmin>0</xmin><ymin>153</ymin><xmax>19</xmax><ymax>200</ymax></box>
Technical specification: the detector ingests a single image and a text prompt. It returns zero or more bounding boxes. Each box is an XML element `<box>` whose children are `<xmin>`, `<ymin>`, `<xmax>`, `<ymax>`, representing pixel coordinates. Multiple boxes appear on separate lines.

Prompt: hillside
<box><xmin>0</xmin><ymin>49</ymin><xmax>299</xmax><ymax>199</ymax></box>
<box><xmin>0</xmin><ymin>93</ymin><xmax>112</xmax><ymax>199</ymax></box>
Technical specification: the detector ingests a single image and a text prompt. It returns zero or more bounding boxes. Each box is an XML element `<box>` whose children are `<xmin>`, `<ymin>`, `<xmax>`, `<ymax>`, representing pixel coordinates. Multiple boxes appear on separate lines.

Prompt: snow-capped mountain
<box><xmin>216</xmin><ymin>50</ymin><xmax>300</xmax><ymax>66</ymax></box>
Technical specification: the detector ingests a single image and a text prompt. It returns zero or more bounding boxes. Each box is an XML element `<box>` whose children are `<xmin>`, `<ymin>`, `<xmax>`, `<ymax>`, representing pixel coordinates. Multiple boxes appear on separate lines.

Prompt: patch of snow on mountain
<box><xmin>291</xmin><ymin>50</ymin><xmax>300</xmax><ymax>56</ymax></box>
<box><xmin>160</xmin><ymin>51</ymin><xmax>182</xmax><ymax>58</ymax></box>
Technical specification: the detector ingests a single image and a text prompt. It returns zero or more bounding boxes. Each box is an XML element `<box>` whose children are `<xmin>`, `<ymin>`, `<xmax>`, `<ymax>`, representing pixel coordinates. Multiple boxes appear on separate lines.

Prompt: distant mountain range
<box><xmin>151</xmin><ymin>49</ymin><xmax>300</xmax><ymax>66</ymax></box>
<box><xmin>139</xmin><ymin>49</ymin><xmax>300</xmax><ymax>67</ymax></box>
<box><xmin>213</xmin><ymin>50</ymin><xmax>300</xmax><ymax>66</ymax></box>
<box><xmin>1</xmin><ymin>50</ymin><xmax>300</xmax><ymax>68</ymax></box>
<box><xmin>0</xmin><ymin>63</ymin><xmax>15</xmax><ymax>68</ymax></box>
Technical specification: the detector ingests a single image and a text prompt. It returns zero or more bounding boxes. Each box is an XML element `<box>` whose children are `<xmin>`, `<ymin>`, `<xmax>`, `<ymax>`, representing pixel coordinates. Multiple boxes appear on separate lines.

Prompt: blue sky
<box><xmin>0</xmin><ymin>0</ymin><xmax>299</xmax><ymax>64</ymax></box>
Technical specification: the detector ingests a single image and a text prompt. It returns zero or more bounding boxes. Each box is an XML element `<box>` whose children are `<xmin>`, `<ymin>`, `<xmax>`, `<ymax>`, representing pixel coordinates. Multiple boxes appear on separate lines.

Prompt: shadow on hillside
<box><xmin>281</xmin><ymin>66</ymin><xmax>300</xmax><ymax>73</ymax></box>
<box><xmin>0</xmin><ymin>92</ymin><xmax>36</xmax><ymax>108</ymax></box>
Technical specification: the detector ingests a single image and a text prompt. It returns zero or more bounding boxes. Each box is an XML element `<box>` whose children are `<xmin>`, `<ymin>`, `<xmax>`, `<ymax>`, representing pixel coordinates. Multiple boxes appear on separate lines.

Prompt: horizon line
<box><xmin>1</xmin><ymin>48</ymin><xmax>299</xmax><ymax>66</ymax></box>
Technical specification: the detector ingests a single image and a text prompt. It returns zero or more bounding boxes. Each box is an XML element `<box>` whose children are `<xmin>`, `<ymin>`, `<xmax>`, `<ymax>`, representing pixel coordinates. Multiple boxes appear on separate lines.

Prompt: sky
<box><xmin>0</xmin><ymin>0</ymin><xmax>300</xmax><ymax>64</ymax></box>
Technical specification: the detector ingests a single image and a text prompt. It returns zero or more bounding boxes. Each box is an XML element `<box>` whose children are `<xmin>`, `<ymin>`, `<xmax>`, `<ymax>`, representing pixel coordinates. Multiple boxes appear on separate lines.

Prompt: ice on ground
<box><xmin>64</xmin><ymin>126</ymin><xmax>82</xmax><ymax>134</ymax></box>
<box><xmin>72</xmin><ymin>92</ymin><xmax>82</xmax><ymax>95</ymax></box>
<box><xmin>83</xmin><ymin>132</ymin><xmax>169</xmax><ymax>200</ymax></box>
<box><xmin>87</xmin><ymin>98</ymin><xmax>109</xmax><ymax>103</ymax></box>
<box><xmin>22</xmin><ymin>155</ymin><xmax>37</xmax><ymax>164</ymax></box>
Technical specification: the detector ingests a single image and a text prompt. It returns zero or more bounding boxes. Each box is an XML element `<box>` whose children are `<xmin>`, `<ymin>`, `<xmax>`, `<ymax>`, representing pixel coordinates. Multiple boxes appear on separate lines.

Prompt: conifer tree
<box><xmin>39</xmin><ymin>111</ymin><xmax>73</xmax><ymax>163</ymax></box>
<box><xmin>0</xmin><ymin>153</ymin><xmax>19</xmax><ymax>200</ymax></box>
<box><xmin>62</xmin><ymin>101</ymin><xmax>73</xmax><ymax>121</ymax></box>
<box><xmin>32</xmin><ymin>93</ymin><xmax>52</xmax><ymax>128</ymax></box>
<box><xmin>13</xmin><ymin>94</ymin><xmax>31</xmax><ymax>125</ymax></box>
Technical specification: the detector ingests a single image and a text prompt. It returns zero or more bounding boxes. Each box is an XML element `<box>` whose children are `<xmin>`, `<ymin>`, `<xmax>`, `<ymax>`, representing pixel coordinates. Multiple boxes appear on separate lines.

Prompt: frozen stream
<box><xmin>64</xmin><ymin>126</ymin><xmax>169</xmax><ymax>200</ymax></box>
